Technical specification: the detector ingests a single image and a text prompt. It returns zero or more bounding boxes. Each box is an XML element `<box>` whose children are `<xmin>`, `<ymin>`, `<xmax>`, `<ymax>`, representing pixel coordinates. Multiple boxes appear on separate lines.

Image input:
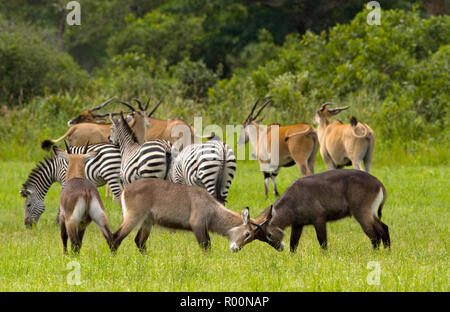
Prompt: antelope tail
<box><xmin>350</xmin><ymin>117</ymin><xmax>368</xmax><ymax>139</ymax></box>
<box><xmin>284</xmin><ymin>127</ymin><xmax>313</xmax><ymax>142</ymax></box>
<box><xmin>41</xmin><ymin>127</ymin><xmax>76</xmax><ymax>150</ymax></box>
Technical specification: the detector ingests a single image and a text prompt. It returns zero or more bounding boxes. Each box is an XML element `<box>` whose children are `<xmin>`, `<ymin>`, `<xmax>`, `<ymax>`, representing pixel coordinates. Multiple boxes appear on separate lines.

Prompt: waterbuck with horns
<box><xmin>54</xmin><ymin>142</ymin><xmax>113</xmax><ymax>254</ymax></box>
<box><xmin>314</xmin><ymin>102</ymin><xmax>375</xmax><ymax>172</ymax></box>
<box><xmin>238</xmin><ymin>98</ymin><xmax>318</xmax><ymax>198</ymax></box>
<box><xmin>110</xmin><ymin>178</ymin><xmax>258</xmax><ymax>253</ymax></box>
<box><xmin>65</xmin><ymin>97</ymin><xmax>213</xmax><ymax>150</ymax></box>
<box><xmin>41</xmin><ymin>97</ymin><xmax>156</xmax><ymax>150</ymax></box>
<box><xmin>237</xmin><ymin>169</ymin><xmax>390</xmax><ymax>252</ymax></box>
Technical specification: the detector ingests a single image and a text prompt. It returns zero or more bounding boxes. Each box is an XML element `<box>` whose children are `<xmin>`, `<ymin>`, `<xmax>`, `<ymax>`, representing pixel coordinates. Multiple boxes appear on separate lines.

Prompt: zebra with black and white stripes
<box><xmin>109</xmin><ymin>113</ymin><xmax>172</xmax><ymax>187</ymax></box>
<box><xmin>168</xmin><ymin>140</ymin><xmax>236</xmax><ymax>203</ymax></box>
<box><xmin>20</xmin><ymin>143</ymin><xmax>121</xmax><ymax>226</ymax></box>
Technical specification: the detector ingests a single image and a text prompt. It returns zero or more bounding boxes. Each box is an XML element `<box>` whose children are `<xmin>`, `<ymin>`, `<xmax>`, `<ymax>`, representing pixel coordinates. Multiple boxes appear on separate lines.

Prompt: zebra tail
<box><xmin>215</xmin><ymin>142</ymin><xmax>227</xmax><ymax>203</ymax></box>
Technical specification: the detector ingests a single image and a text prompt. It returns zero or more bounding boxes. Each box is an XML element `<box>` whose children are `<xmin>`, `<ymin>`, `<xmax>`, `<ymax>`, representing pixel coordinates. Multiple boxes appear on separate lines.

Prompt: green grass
<box><xmin>0</xmin><ymin>159</ymin><xmax>448</xmax><ymax>291</ymax></box>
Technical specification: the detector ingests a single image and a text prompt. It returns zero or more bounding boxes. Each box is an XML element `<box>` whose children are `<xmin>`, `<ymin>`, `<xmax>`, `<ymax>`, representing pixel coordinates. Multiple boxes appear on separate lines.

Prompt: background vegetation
<box><xmin>0</xmin><ymin>0</ymin><xmax>448</xmax><ymax>162</ymax></box>
<box><xmin>0</xmin><ymin>0</ymin><xmax>448</xmax><ymax>292</ymax></box>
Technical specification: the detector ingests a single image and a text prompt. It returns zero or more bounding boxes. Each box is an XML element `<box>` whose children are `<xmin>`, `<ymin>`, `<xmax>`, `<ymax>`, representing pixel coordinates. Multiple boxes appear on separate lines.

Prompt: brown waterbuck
<box><xmin>314</xmin><ymin>102</ymin><xmax>375</xmax><ymax>172</ymax></box>
<box><xmin>41</xmin><ymin>98</ymin><xmax>154</xmax><ymax>149</ymax></box>
<box><xmin>238</xmin><ymin>169</ymin><xmax>390</xmax><ymax>252</ymax></box>
<box><xmin>110</xmin><ymin>178</ymin><xmax>257</xmax><ymax>253</ymax></box>
<box><xmin>238</xmin><ymin>98</ymin><xmax>318</xmax><ymax>198</ymax></box>
<box><xmin>53</xmin><ymin>142</ymin><xmax>113</xmax><ymax>254</ymax></box>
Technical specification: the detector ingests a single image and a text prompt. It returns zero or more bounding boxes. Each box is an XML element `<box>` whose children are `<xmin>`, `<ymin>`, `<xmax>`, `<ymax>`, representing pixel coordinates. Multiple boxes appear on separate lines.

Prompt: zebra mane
<box><xmin>119</xmin><ymin>113</ymin><xmax>139</xmax><ymax>144</ymax></box>
<box><xmin>22</xmin><ymin>154</ymin><xmax>57</xmax><ymax>190</ymax></box>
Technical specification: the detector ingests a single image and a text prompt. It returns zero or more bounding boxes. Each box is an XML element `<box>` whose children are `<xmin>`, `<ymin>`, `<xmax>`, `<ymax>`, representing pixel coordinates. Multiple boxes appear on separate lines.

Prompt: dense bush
<box><xmin>208</xmin><ymin>9</ymin><xmax>450</xmax><ymax>143</ymax></box>
<box><xmin>0</xmin><ymin>16</ymin><xmax>88</xmax><ymax>105</ymax></box>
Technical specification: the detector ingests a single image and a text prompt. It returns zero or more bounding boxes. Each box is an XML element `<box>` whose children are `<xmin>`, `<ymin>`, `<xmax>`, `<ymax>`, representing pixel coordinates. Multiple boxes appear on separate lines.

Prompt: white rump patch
<box><xmin>371</xmin><ymin>188</ymin><xmax>384</xmax><ymax>217</ymax></box>
<box><xmin>71</xmin><ymin>197</ymin><xmax>86</xmax><ymax>224</ymax></box>
<box><xmin>120</xmin><ymin>191</ymin><xmax>127</xmax><ymax>218</ymax></box>
<box><xmin>89</xmin><ymin>197</ymin><xmax>104</xmax><ymax>226</ymax></box>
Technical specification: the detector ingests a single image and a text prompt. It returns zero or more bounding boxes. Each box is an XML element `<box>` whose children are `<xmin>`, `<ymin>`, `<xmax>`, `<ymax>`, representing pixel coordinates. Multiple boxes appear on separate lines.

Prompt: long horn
<box><xmin>148</xmin><ymin>97</ymin><xmax>164</xmax><ymax>117</ymax></box>
<box><xmin>132</xmin><ymin>98</ymin><xmax>145</xmax><ymax>111</ymax></box>
<box><xmin>145</xmin><ymin>96</ymin><xmax>151</xmax><ymax>111</ymax></box>
<box><xmin>327</xmin><ymin>106</ymin><xmax>349</xmax><ymax>114</ymax></box>
<box><xmin>92</xmin><ymin>111</ymin><xmax>132</xmax><ymax>118</ymax></box>
<box><xmin>252</xmin><ymin>97</ymin><xmax>272</xmax><ymax>120</ymax></box>
<box><xmin>246</xmin><ymin>97</ymin><xmax>261</xmax><ymax>121</ymax></box>
<box><xmin>64</xmin><ymin>140</ymin><xmax>71</xmax><ymax>154</ymax></box>
<box><xmin>90</xmin><ymin>96</ymin><xmax>116</xmax><ymax>111</ymax></box>
<box><xmin>117</xmin><ymin>100</ymin><xmax>136</xmax><ymax>112</ymax></box>
<box><xmin>320</xmin><ymin>102</ymin><xmax>334</xmax><ymax>111</ymax></box>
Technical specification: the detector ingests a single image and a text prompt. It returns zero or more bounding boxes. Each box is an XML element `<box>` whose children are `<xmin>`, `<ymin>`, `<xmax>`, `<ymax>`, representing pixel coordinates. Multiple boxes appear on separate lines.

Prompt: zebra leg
<box><xmin>270</xmin><ymin>169</ymin><xmax>280</xmax><ymax>197</ymax></box>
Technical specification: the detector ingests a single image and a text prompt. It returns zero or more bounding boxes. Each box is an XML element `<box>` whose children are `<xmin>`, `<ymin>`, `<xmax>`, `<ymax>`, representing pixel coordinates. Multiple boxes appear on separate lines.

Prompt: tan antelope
<box><xmin>66</xmin><ymin>98</ymin><xmax>213</xmax><ymax>150</ymax></box>
<box><xmin>41</xmin><ymin>98</ymin><xmax>153</xmax><ymax>150</ymax></box>
<box><xmin>54</xmin><ymin>142</ymin><xmax>113</xmax><ymax>254</ymax></box>
<box><xmin>238</xmin><ymin>98</ymin><xmax>318</xmax><ymax>198</ymax></box>
<box><xmin>110</xmin><ymin>178</ymin><xmax>257</xmax><ymax>253</ymax></box>
<box><xmin>314</xmin><ymin>102</ymin><xmax>375</xmax><ymax>172</ymax></box>
<box><xmin>234</xmin><ymin>169</ymin><xmax>390</xmax><ymax>252</ymax></box>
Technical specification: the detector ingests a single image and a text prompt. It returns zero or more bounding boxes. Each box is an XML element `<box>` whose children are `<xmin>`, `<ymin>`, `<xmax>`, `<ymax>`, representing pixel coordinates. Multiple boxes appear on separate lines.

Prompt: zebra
<box><xmin>109</xmin><ymin>113</ymin><xmax>172</xmax><ymax>187</ymax></box>
<box><xmin>168</xmin><ymin>140</ymin><xmax>236</xmax><ymax>203</ymax></box>
<box><xmin>20</xmin><ymin>143</ymin><xmax>121</xmax><ymax>227</ymax></box>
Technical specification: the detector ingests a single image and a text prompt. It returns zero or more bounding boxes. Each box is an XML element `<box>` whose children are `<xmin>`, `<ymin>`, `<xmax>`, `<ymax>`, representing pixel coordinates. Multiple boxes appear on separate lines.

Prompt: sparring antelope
<box><xmin>237</xmin><ymin>169</ymin><xmax>390</xmax><ymax>252</ymax></box>
<box><xmin>238</xmin><ymin>98</ymin><xmax>318</xmax><ymax>198</ymax></box>
<box><xmin>54</xmin><ymin>142</ymin><xmax>113</xmax><ymax>254</ymax></box>
<box><xmin>314</xmin><ymin>102</ymin><xmax>375</xmax><ymax>172</ymax></box>
<box><xmin>111</xmin><ymin>178</ymin><xmax>257</xmax><ymax>253</ymax></box>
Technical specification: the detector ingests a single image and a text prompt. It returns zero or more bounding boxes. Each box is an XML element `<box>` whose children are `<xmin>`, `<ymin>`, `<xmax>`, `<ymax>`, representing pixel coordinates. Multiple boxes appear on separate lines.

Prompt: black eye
<box><xmin>244</xmin><ymin>232</ymin><xmax>250</xmax><ymax>238</ymax></box>
<box><xmin>267</xmin><ymin>233</ymin><xmax>272</xmax><ymax>239</ymax></box>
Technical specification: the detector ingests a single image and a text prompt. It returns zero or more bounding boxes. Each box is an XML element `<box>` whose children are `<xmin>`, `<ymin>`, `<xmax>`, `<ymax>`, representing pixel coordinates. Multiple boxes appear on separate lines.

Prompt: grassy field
<box><xmin>0</xmin><ymin>159</ymin><xmax>448</xmax><ymax>291</ymax></box>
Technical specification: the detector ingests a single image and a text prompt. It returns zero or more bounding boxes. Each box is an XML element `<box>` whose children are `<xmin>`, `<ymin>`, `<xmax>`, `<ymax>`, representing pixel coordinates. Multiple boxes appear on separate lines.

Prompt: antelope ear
<box><xmin>267</xmin><ymin>205</ymin><xmax>274</xmax><ymax>221</ymax></box>
<box><xmin>53</xmin><ymin>147</ymin><xmax>68</xmax><ymax>161</ymax></box>
<box><xmin>242</xmin><ymin>207</ymin><xmax>250</xmax><ymax>225</ymax></box>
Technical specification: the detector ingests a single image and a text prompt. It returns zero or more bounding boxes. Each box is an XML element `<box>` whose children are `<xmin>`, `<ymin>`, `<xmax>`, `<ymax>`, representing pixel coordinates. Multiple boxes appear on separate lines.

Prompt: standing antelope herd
<box><xmin>20</xmin><ymin>97</ymin><xmax>390</xmax><ymax>255</ymax></box>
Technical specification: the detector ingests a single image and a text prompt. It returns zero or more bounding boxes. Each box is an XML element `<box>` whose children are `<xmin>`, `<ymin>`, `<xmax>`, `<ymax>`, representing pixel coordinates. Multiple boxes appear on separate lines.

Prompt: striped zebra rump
<box><xmin>121</xmin><ymin>139</ymin><xmax>173</xmax><ymax>186</ymax></box>
<box><xmin>169</xmin><ymin>140</ymin><xmax>236</xmax><ymax>203</ymax></box>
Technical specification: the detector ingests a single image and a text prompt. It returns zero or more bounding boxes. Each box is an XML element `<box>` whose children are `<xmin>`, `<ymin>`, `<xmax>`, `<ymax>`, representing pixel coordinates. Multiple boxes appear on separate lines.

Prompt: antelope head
<box><xmin>67</xmin><ymin>97</ymin><xmax>117</xmax><ymax>126</ymax></box>
<box><xmin>314</xmin><ymin>102</ymin><xmax>349</xmax><ymax>125</ymax></box>
<box><xmin>53</xmin><ymin>141</ymin><xmax>97</xmax><ymax>180</ymax></box>
<box><xmin>237</xmin><ymin>97</ymin><xmax>272</xmax><ymax>145</ymax></box>
<box><xmin>232</xmin><ymin>205</ymin><xmax>285</xmax><ymax>251</ymax></box>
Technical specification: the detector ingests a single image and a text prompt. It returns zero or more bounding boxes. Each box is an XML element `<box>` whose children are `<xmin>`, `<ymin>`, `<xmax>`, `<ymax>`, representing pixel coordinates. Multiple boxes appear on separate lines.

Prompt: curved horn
<box><xmin>252</xmin><ymin>97</ymin><xmax>272</xmax><ymax>120</ymax></box>
<box><xmin>245</xmin><ymin>97</ymin><xmax>261</xmax><ymax>121</ymax></box>
<box><xmin>64</xmin><ymin>140</ymin><xmax>71</xmax><ymax>154</ymax></box>
<box><xmin>320</xmin><ymin>102</ymin><xmax>334</xmax><ymax>111</ymax></box>
<box><xmin>90</xmin><ymin>96</ymin><xmax>116</xmax><ymax>111</ymax></box>
<box><xmin>93</xmin><ymin>111</ymin><xmax>133</xmax><ymax>118</ymax></box>
<box><xmin>145</xmin><ymin>96</ymin><xmax>151</xmax><ymax>111</ymax></box>
<box><xmin>117</xmin><ymin>100</ymin><xmax>136</xmax><ymax>112</ymax></box>
<box><xmin>148</xmin><ymin>97</ymin><xmax>164</xmax><ymax>117</ymax></box>
<box><xmin>132</xmin><ymin>98</ymin><xmax>145</xmax><ymax>111</ymax></box>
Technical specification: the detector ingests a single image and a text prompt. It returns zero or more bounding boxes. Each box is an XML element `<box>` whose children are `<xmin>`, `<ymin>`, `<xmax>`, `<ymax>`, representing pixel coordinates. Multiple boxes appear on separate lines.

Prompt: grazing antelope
<box><xmin>314</xmin><ymin>102</ymin><xmax>375</xmax><ymax>172</ymax></box>
<box><xmin>20</xmin><ymin>143</ymin><xmax>121</xmax><ymax>227</ymax></box>
<box><xmin>67</xmin><ymin>97</ymin><xmax>117</xmax><ymax>126</ymax></box>
<box><xmin>40</xmin><ymin>98</ymin><xmax>151</xmax><ymax>150</ymax></box>
<box><xmin>54</xmin><ymin>142</ymin><xmax>113</xmax><ymax>254</ymax></box>
<box><xmin>169</xmin><ymin>140</ymin><xmax>236</xmax><ymax>203</ymax></box>
<box><xmin>111</xmin><ymin>178</ymin><xmax>257</xmax><ymax>253</ymax></box>
<box><xmin>238</xmin><ymin>170</ymin><xmax>390</xmax><ymax>252</ymax></box>
<box><xmin>238</xmin><ymin>98</ymin><xmax>318</xmax><ymax>198</ymax></box>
